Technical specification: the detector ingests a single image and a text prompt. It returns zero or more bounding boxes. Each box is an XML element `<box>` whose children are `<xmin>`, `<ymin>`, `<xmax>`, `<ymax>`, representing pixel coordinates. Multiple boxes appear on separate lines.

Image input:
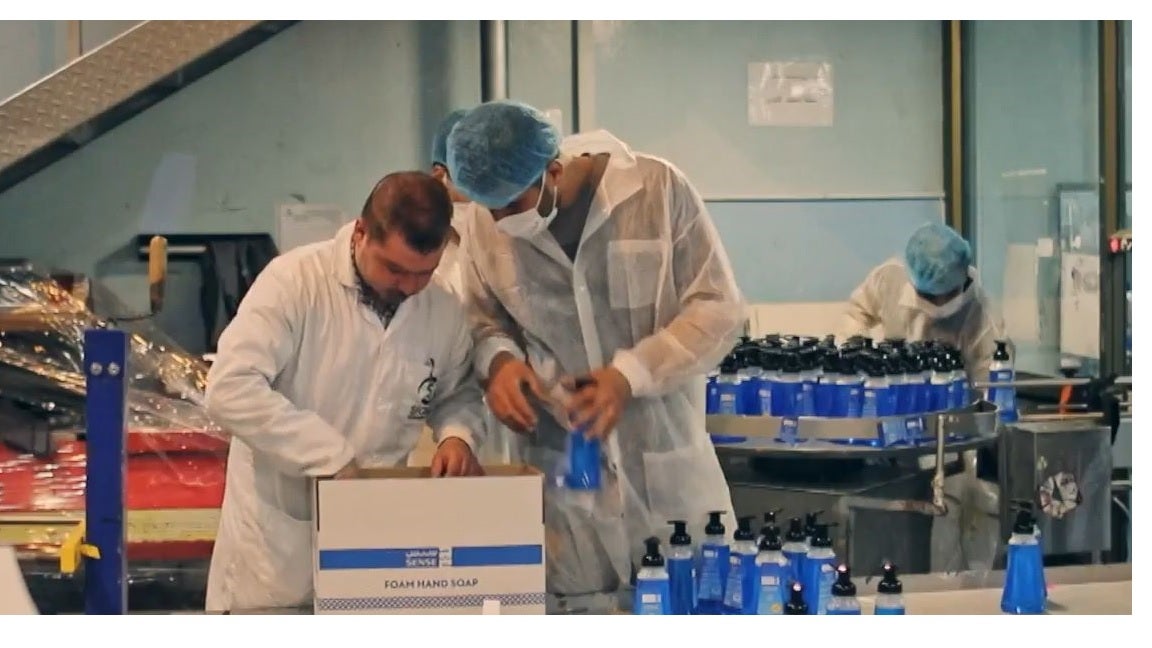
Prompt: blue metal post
<box><xmin>83</xmin><ymin>328</ymin><xmax>129</xmax><ymax>615</ymax></box>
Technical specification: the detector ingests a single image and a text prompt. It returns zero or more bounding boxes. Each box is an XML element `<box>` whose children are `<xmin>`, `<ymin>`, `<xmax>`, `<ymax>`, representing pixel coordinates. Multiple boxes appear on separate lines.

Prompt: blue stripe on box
<box><xmin>316</xmin><ymin>592</ymin><xmax>546</xmax><ymax>611</ymax></box>
<box><xmin>451</xmin><ymin>544</ymin><xmax>543</xmax><ymax>567</ymax></box>
<box><xmin>317</xmin><ymin>544</ymin><xmax>543</xmax><ymax>570</ymax></box>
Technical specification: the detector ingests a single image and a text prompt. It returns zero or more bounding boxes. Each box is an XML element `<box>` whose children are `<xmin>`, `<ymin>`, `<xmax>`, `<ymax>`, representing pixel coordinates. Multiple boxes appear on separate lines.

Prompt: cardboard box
<box><xmin>312</xmin><ymin>464</ymin><xmax>546</xmax><ymax>615</ymax></box>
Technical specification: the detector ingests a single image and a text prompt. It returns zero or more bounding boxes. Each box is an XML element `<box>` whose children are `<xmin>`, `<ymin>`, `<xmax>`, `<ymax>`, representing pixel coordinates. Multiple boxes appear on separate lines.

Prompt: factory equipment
<box><xmin>0</xmin><ymin>254</ymin><xmax>227</xmax><ymax>612</ymax></box>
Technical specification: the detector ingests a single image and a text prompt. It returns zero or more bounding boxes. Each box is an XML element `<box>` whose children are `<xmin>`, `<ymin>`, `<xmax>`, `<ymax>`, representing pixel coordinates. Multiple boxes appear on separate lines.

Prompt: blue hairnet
<box><xmin>446</xmin><ymin>100</ymin><xmax>560</xmax><ymax>208</ymax></box>
<box><xmin>431</xmin><ymin>108</ymin><xmax>470</xmax><ymax>168</ymax></box>
<box><xmin>905</xmin><ymin>222</ymin><xmax>974</xmax><ymax>295</ymax></box>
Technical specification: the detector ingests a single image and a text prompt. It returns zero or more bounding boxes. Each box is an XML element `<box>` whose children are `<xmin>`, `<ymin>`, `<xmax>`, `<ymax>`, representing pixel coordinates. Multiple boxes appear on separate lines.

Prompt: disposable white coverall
<box><xmin>841</xmin><ymin>257</ymin><xmax>1008</xmax><ymax>572</ymax></box>
<box><xmin>841</xmin><ymin>258</ymin><xmax>1007</xmax><ymax>383</ymax></box>
<box><xmin>432</xmin><ymin>205</ymin><xmax>517</xmax><ymax>465</ymax></box>
<box><xmin>204</xmin><ymin>222</ymin><xmax>486</xmax><ymax>611</ymax></box>
<box><xmin>460</xmin><ymin>130</ymin><xmax>747</xmax><ymax>611</ymax></box>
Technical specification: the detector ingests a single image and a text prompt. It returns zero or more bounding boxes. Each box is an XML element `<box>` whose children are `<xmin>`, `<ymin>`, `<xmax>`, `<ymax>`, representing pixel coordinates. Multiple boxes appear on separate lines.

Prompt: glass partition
<box><xmin>967</xmin><ymin>21</ymin><xmax>1101</xmax><ymax>377</ymax></box>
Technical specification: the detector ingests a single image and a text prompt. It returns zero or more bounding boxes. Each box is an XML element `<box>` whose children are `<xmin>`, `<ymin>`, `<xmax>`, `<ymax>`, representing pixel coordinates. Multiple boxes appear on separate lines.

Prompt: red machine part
<box><xmin>0</xmin><ymin>429</ymin><xmax>227</xmax><ymax>561</ymax></box>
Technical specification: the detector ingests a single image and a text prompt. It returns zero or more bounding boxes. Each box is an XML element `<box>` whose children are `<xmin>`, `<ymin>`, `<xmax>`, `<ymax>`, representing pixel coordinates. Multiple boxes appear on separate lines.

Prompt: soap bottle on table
<box><xmin>802</xmin><ymin>522</ymin><xmax>838</xmax><ymax>614</ymax></box>
<box><xmin>988</xmin><ymin>340</ymin><xmax>1018</xmax><ymax>423</ymax></box>
<box><xmin>666</xmin><ymin>520</ymin><xmax>696</xmax><ymax>615</ymax></box>
<box><xmin>825</xmin><ymin>564</ymin><xmax>861</xmax><ymax>615</ymax></box>
<box><xmin>716</xmin><ymin>355</ymin><xmax>742</xmax><ymax>415</ymax></box>
<box><xmin>633</xmin><ymin>537</ymin><xmax>671</xmax><ymax>615</ymax></box>
<box><xmin>783</xmin><ymin>581</ymin><xmax>808</xmax><ymax>615</ymax></box>
<box><xmin>753</xmin><ymin>527</ymin><xmax>790</xmax><ymax>615</ymax></box>
<box><xmin>737</xmin><ymin>341</ymin><xmax>762</xmax><ymax>415</ymax></box>
<box><xmin>948</xmin><ymin>351</ymin><xmax>969</xmax><ymax>410</ymax></box>
<box><xmin>695</xmin><ymin>511</ymin><xmax>729</xmax><ymax>614</ymax></box>
<box><xmin>1001</xmin><ymin>502</ymin><xmax>1047</xmax><ymax>614</ymax></box>
<box><xmin>722</xmin><ymin>516</ymin><xmax>759</xmax><ymax>615</ymax></box>
<box><xmin>772</xmin><ymin>352</ymin><xmax>803</xmax><ymax>417</ymax></box>
<box><xmin>782</xmin><ymin>517</ymin><xmax>808</xmax><ymax>586</ymax></box>
<box><xmin>874</xmin><ymin>562</ymin><xmax>906</xmax><ymax>615</ymax></box>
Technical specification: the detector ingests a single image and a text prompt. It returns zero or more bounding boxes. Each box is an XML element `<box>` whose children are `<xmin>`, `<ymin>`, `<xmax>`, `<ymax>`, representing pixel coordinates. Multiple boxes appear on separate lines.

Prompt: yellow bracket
<box><xmin>59</xmin><ymin>521</ymin><xmax>102</xmax><ymax>575</ymax></box>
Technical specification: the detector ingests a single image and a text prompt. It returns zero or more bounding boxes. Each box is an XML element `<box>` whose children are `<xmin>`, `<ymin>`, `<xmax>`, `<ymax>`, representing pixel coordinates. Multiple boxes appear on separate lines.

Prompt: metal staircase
<box><xmin>0</xmin><ymin>20</ymin><xmax>296</xmax><ymax>195</ymax></box>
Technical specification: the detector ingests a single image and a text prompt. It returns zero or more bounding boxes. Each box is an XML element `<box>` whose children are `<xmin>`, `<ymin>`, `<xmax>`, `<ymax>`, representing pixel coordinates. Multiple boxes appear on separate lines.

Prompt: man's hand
<box><xmin>486</xmin><ymin>352</ymin><xmax>546</xmax><ymax>434</ymax></box>
<box><xmin>563</xmin><ymin>366</ymin><xmax>633</xmax><ymax>440</ymax></box>
<box><xmin>333</xmin><ymin>459</ymin><xmax>361</xmax><ymax>480</ymax></box>
<box><xmin>431</xmin><ymin>437</ymin><xmax>485</xmax><ymax>477</ymax></box>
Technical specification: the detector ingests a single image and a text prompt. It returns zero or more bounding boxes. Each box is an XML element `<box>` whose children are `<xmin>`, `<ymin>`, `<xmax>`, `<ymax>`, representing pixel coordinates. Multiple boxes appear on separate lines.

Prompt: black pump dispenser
<box><xmin>810</xmin><ymin>523</ymin><xmax>836</xmax><ymax>549</ymax></box>
<box><xmin>803</xmin><ymin>510</ymin><xmax>824</xmax><ymax>538</ymax></box>
<box><xmin>641</xmin><ymin>537</ymin><xmax>665</xmax><ymax>568</ymax></box>
<box><xmin>734</xmin><ymin>516</ymin><xmax>756</xmax><ymax>542</ymax></box>
<box><xmin>705</xmin><ymin>511</ymin><xmax>726</xmax><ymax>536</ymax></box>
<box><xmin>668</xmin><ymin>520</ymin><xmax>692</xmax><ymax>547</ymax></box>
<box><xmin>1011</xmin><ymin>500</ymin><xmax>1038</xmax><ymax>535</ymax></box>
<box><xmin>784</xmin><ymin>581</ymin><xmax>808</xmax><ymax>615</ymax></box>
<box><xmin>993</xmin><ymin>340</ymin><xmax>1011</xmax><ymax>361</ymax></box>
<box><xmin>758</xmin><ymin>527</ymin><xmax>783</xmax><ymax>552</ymax></box>
<box><xmin>831</xmin><ymin>564</ymin><xmax>857</xmax><ymax>597</ymax></box>
<box><xmin>785</xmin><ymin>517</ymin><xmax>806</xmax><ymax>543</ymax></box>
<box><xmin>878</xmin><ymin>562</ymin><xmax>903</xmax><ymax>594</ymax></box>
<box><xmin>760</xmin><ymin>509</ymin><xmax>782</xmax><ymax>537</ymax></box>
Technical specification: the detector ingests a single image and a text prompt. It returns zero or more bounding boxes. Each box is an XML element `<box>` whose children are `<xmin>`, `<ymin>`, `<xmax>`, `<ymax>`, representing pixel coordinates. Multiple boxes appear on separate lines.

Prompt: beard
<box><xmin>351</xmin><ymin>248</ymin><xmax>405</xmax><ymax>324</ymax></box>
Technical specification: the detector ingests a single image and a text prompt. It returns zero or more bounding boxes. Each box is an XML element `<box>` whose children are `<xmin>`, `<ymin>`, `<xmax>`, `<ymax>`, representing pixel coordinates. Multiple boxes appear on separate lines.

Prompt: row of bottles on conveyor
<box><xmin>706</xmin><ymin>334</ymin><xmax>980</xmax><ymax>418</ymax></box>
<box><xmin>635</xmin><ymin>504</ymin><xmax>1049</xmax><ymax>615</ymax></box>
<box><xmin>634</xmin><ymin>511</ymin><xmax>905</xmax><ymax>615</ymax></box>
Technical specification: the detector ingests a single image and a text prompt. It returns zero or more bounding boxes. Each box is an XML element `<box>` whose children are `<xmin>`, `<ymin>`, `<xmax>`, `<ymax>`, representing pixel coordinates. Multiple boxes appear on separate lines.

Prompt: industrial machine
<box><xmin>0</xmin><ymin>253</ymin><xmax>227</xmax><ymax>612</ymax></box>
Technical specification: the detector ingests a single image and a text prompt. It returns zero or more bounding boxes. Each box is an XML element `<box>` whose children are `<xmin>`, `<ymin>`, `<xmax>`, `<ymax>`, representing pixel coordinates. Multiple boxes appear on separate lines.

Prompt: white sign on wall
<box><xmin>747</xmin><ymin>61</ymin><xmax>834</xmax><ymax>127</ymax></box>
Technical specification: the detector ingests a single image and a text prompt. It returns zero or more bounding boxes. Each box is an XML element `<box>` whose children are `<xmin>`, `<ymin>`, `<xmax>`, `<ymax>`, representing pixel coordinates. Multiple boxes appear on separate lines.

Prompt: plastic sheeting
<box><xmin>0</xmin><ymin>260</ymin><xmax>227</xmax><ymax>610</ymax></box>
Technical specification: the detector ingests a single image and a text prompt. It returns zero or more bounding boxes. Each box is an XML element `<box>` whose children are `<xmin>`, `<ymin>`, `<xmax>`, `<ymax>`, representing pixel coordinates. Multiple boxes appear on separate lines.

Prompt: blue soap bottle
<box><xmin>753</xmin><ymin>527</ymin><xmax>790</xmax><ymax>615</ymax></box>
<box><xmin>782</xmin><ymin>517</ymin><xmax>808</xmax><ymax>586</ymax></box>
<box><xmin>715</xmin><ymin>355</ymin><xmax>742</xmax><ymax>415</ymax></box>
<box><xmin>802</xmin><ymin>523</ymin><xmax>838</xmax><ymax>615</ymax></box>
<box><xmin>1001</xmin><ymin>503</ymin><xmax>1047</xmax><ymax>614</ymax></box>
<box><xmin>825</xmin><ymin>563</ymin><xmax>861</xmax><ymax>614</ymax></box>
<box><xmin>695</xmin><ymin>511</ymin><xmax>729</xmax><ymax>614</ymax></box>
<box><xmin>988</xmin><ymin>340</ymin><xmax>1018</xmax><ymax>423</ymax></box>
<box><xmin>666</xmin><ymin>520</ymin><xmax>697</xmax><ymax>615</ymax></box>
<box><xmin>633</xmin><ymin>537</ymin><xmax>671</xmax><ymax>615</ymax></box>
<box><xmin>874</xmin><ymin>562</ymin><xmax>906</xmax><ymax>615</ymax></box>
<box><xmin>772</xmin><ymin>352</ymin><xmax>803</xmax><ymax>417</ymax></box>
<box><xmin>722</xmin><ymin>516</ymin><xmax>760</xmax><ymax>615</ymax></box>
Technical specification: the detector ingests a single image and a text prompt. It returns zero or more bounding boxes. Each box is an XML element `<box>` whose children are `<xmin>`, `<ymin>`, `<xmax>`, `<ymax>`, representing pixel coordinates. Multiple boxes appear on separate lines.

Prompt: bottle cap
<box><xmin>784</xmin><ymin>581</ymin><xmax>808</xmax><ymax>615</ymax></box>
<box><xmin>785</xmin><ymin>517</ymin><xmax>806</xmax><ymax>543</ymax></box>
<box><xmin>668</xmin><ymin>520</ymin><xmax>692</xmax><ymax>547</ymax></box>
<box><xmin>810</xmin><ymin>522</ymin><xmax>837</xmax><ymax>548</ymax></box>
<box><xmin>642</xmin><ymin>536</ymin><xmax>665</xmax><ymax>568</ymax></box>
<box><xmin>1011</xmin><ymin>500</ymin><xmax>1037</xmax><ymax>534</ymax></box>
<box><xmin>758</xmin><ymin>527</ymin><xmax>783</xmax><ymax>552</ymax></box>
<box><xmin>719</xmin><ymin>354</ymin><xmax>739</xmax><ymax>374</ymax></box>
<box><xmin>878</xmin><ymin>562</ymin><xmax>903</xmax><ymax>594</ymax></box>
<box><xmin>831</xmin><ymin>563</ymin><xmax>857</xmax><ymax>596</ymax></box>
<box><xmin>803</xmin><ymin>510</ymin><xmax>824</xmax><ymax>537</ymax></box>
<box><xmin>705</xmin><ymin>511</ymin><xmax>726</xmax><ymax>536</ymax></box>
<box><xmin>734</xmin><ymin>516</ymin><xmax>756</xmax><ymax>541</ymax></box>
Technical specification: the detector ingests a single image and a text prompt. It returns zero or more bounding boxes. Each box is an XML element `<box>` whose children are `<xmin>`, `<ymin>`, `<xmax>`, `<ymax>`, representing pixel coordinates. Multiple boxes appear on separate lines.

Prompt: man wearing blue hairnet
<box><xmin>422</xmin><ymin>107</ymin><xmax>516</xmax><ymax>466</ymax></box>
<box><xmin>841</xmin><ymin>221</ymin><xmax>1009</xmax><ymax>574</ymax></box>
<box><xmin>842</xmin><ymin>221</ymin><xmax>1008</xmax><ymax>382</ymax></box>
<box><xmin>446</xmin><ymin>100</ymin><xmax>746</xmax><ymax>612</ymax></box>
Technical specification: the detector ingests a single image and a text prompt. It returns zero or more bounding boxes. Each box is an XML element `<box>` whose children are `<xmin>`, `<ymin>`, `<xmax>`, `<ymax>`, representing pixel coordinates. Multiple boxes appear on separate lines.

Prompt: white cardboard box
<box><xmin>312</xmin><ymin>465</ymin><xmax>546</xmax><ymax>615</ymax></box>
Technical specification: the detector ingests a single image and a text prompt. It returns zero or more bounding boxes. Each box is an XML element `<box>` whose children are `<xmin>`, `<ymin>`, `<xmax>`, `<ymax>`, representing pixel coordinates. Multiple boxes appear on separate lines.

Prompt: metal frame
<box><xmin>1098</xmin><ymin>21</ymin><xmax>1128</xmax><ymax>380</ymax></box>
<box><xmin>942</xmin><ymin>20</ymin><xmax>966</xmax><ymax>236</ymax></box>
<box><xmin>82</xmin><ymin>329</ymin><xmax>129</xmax><ymax>614</ymax></box>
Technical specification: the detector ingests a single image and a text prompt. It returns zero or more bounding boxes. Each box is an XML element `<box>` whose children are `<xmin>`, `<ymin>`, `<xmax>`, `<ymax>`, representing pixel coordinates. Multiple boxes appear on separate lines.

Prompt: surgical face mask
<box><xmin>495</xmin><ymin>172</ymin><xmax>559</xmax><ymax>239</ymax></box>
<box><xmin>919</xmin><ymin>287</ymin><xmax>972</xmax><ymax>320</ymax></box>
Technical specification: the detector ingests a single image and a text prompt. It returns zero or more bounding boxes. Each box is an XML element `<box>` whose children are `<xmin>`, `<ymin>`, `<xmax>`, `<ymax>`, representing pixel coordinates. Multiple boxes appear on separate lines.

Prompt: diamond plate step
<box><xmin>0</xmin><ymin>20</ymin><xmax>296</xmax><ymax>196</ymax></box>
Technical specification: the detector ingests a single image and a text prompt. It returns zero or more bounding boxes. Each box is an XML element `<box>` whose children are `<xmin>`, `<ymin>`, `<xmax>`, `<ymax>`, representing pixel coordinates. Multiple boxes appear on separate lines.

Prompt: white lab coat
<box><xmin>432</xmin><ymin>205</ymin><xmax>517</xmax><ymax>466</ymax></box>
<box><xmin>841</xmin><ymin>257</ymin><xmax>1008</xmax><ymax>572</ymax></box>
<box><xmin>841</xmin><ymin>258</ymin><xmax>1008</xmax><ymax>383</ymax></box>
<box><xmin>203</xmin><ymin>222</ymin><xmax>486</xmax><ymax>612</ymax></box>
<box><xmin>460</xmin><ymin>130</ymin><xmax>746</xmax><ymax>611</ymax></box>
